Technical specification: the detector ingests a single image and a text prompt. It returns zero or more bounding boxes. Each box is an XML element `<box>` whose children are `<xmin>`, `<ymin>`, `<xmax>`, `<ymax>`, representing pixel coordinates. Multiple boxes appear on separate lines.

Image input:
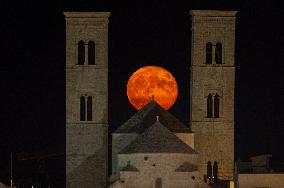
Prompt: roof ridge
<box><xmin>119</xmin><ymin>120</ymin><xmax>197</xmax><ymax>154</ymax></box>
<box><xmin>114</xmin><ymin>100</ymin><xmax>191</xmax><ymax>133</ymax></box>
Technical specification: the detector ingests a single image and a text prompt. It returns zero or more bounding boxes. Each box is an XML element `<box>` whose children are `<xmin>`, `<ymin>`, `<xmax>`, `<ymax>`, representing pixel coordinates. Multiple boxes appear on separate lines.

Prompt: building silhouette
<box><xmin>64</xmin><ymin>10</ymin><xmax>237</xmax><ymax>188</ymax></box>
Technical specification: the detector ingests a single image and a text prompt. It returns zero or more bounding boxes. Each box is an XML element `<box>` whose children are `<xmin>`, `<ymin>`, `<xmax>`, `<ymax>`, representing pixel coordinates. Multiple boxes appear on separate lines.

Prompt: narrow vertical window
<box><xmin>155</xmin><ymin>178</ymin><xmax>162</xmax><ymax>188</ymax></box>
<box><xmin>207</xmin><ymin>94</ymin><xmax>213</xmax><ymax>118</ymax></box>
<box><xmin>206</xmin><ymin>42</ymin><xmax>212</xmax><ymax>64</ymax></box>
<box><xmin>207</xmin><ymin>161</ymin><xmax>212</xmax><ymax>180</ymax></box>
<box><xmin>213</xmin><ymin>161</ymin><xmax>218</xmax><ymax>182</ymax></box>
<box><xmin>78</xmin><ymin>40</ymin><xmax>85</xmax><ymax>65</ymax></box>
<box><xmin>80</xmin><ymin>96</ymin><xmax>86</xmax><ymax>121</ymax></box>
<box><xmin>214</xmin><ymin>94</ymin><xmax>220</xmax><ymax>118</ymax></box>
<box><xmin>215</xmin><ymin>42</ymin><xmax>222</xmax><ymax>64</ymax></box>
<box><xmin>88</xmin><ymin>41</ymin><xmax>95</xmax><ymax>65</ymax></box>
<box><xmin>87</xmin><ymin>96</ymin><xmax>92</xmax><ymax>121</ymax></box>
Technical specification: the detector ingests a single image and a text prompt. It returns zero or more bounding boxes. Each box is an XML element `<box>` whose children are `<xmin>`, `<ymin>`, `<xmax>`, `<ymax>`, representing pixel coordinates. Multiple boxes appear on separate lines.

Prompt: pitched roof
<box><xmin>175</xmin><ymin>162</ymin><xmax>198</xmax><ymax>172</ymax></box>
<box><xmin>119</xmin><ymin>120</ymin><xmax>197</xmax><ymax>154</ymax></box>
<box><xmin>115</xmin><ymin>100</ymin><xmax>192</xmax><ymax>133</ymax></box>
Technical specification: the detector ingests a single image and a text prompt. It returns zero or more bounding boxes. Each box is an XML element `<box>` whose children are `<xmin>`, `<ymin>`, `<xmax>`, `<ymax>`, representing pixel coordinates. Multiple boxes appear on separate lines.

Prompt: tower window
<box><xmin>213</xmin><ymin>161</ymin><xmax>218</xmax><ymax>181</ymax></box>
<box><xmin>206</xmin><ymin>93</ymin><xmax>221</xmax><ymax>118</ymax></box>
<box><xmin>80</xmin><ymin>96</ymin><xmax>93</xmax><ymax>121</ymax></box>
<box><xmin>214</xmin><ymin>94</ymin><xmax>220</xmax><ymax>118</ymax></box>
<box><xmin>80</xmin><ymin>96</ymin><xmax>86</xmax><ymax>121</ymax></box>
<box><xmin>215</xmin><ymin>42</ymin><xmax>222</xmax><ymax>64</ymax></box>
<box><xmin>87</xmin><ymin>96</ymin><xmax>93</xmax><ymax>121</ymax></box>
<box><xmin>207</xmin><ymin>161</ymin><xmax>212</xmax><ymax>179</ymax></box>
<box><xmin>88</xmin><ymin>41</ymin><xmax>95</xmax><ymax>65</ymax></box>
<box><xmin>206</xmin><ymin>42</ymin><xmax>213</xmax><ymax>64</ymax></box>
<box><xmin>78</xmin><ymin>40</ymin><xmax>85</xmax><ymax>65</ymax></box>
<box><xmin>207</xmin><ymin>94</ymin><xmax>213</xmax><ymax>118</ymax></box>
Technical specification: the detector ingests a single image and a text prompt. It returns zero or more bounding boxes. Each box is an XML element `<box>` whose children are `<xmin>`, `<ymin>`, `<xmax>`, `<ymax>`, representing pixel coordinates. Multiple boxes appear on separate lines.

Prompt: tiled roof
<box><xmin>119</xmin><ymin>120</ymin><xmax>197</xmax><ymax>154</ymax></box>
<box><xmin>115</xmin><ymin>100</ymin><xmax>191</xmax><ymax>133</ymax></box>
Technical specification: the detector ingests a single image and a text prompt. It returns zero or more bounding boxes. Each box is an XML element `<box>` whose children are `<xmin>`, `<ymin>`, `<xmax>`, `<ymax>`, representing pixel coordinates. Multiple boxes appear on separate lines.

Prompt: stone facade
<box><xmin>111</xmin><ymin>100</ymin><xmax>193</xmax><ymax>180</ymax></box>
<box><xmin>114</xmin><ymin>153</ymin><xmax>203</xmax><ymax>188</ymax></box>
<box><xmin>190</xmin><ymin>10</ymin><xmax>237</xmax><ymax>180</ymax></box>
<box><xmin>109</xmin><ymin>102</ymin><xmax>208</xmax><ymax>188</ymax></box>
<box><xmin>64</xmin><ymin>12</ymin><xmax>110</xmax><ymax>188</ymax></box>
<box><xmin>238</xmin><ymin>174</ymin><xmax>284</xmax><ymax>188</ymax></box>
<box><xmin>175</xmin><ymin>132</ymin><xmax>195</xmax><ymax>149</ymax></box>
<box><xmin>111</xmin><ymin>133</ymin><xmax>138</xmax><ymax>180</ymax></box>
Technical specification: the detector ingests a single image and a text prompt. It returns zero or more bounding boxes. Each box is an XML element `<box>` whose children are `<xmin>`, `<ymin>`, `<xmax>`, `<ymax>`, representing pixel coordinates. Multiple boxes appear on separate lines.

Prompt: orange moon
<box><xmin>127</xmin><ymin>66</ymin><xmax>178</xmax><ymax>110</ymax></box>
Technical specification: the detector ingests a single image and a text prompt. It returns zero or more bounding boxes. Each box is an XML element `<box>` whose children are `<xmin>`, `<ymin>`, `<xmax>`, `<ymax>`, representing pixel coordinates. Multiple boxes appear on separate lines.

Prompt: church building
<box><xmin>64</xmin><ymin>10</ymin><xmax>237</xmax><ymax>188</ymax></box>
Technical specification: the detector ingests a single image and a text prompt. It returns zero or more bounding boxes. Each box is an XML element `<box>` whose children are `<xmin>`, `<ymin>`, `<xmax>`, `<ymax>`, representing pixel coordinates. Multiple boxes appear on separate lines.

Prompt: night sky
<box><xmin>1</xmin><ymin>0</ymin><xmax>284</xmax><ymax>182</ymax></box>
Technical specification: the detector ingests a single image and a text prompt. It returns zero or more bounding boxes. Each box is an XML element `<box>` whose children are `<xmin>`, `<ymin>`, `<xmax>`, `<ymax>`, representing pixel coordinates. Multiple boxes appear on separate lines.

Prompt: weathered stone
<box><xmin>190</xmin><ymin>10</ymin><xmax>237</xmax><ymax>180</ymax></box>
<box><xmin>64</xmin><ymin>12</ymin><xmax>110</xmax><ymax>188</ymax></box>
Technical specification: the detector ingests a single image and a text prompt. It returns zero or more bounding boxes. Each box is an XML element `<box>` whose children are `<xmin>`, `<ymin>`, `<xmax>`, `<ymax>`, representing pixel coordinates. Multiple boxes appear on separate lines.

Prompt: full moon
<box><xmin>127</xmin><ymin>66</ymin><xmax>178</xmax><ymax>110</ymax></box>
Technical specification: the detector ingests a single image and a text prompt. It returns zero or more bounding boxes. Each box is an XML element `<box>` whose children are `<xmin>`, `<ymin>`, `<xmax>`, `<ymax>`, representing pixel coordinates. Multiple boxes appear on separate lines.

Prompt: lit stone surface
<box><xmin>190</xmin><ymin>10</ymin><xmax>237</xmax><ymax>180</ymax></box>
<box><xmin>110</xmin><ymin>102</ymin><xmax>208</xmax><ymax>188</ymax></box>
<box><xmin>238</xmin><ymin>174</ymin><xmax>284</xmax><ymax>188</ymax></box>
<box><xmin>64</xmin><ymin>12</ymin><xmax>110</xmax><ymax>188</ymax></box>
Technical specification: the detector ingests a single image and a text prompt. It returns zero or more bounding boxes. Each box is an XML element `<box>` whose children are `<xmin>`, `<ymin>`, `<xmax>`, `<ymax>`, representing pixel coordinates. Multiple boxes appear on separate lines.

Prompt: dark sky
<box><xmin>1</xmin><ymin>0</ymin><xmax>284</xmax><ymax>180</ymax></box>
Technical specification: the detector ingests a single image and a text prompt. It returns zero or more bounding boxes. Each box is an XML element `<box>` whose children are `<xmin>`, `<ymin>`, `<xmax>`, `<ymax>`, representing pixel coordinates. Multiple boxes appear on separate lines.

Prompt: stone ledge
<box><xmin>64</xmin><ymin>12</ymin><xmax>111</xmax><ymax>18</ymax></box>
<box><xmin>190</xmin><ymin>10</ymin><xmax>237</xmax><ymax>17</ymax></box>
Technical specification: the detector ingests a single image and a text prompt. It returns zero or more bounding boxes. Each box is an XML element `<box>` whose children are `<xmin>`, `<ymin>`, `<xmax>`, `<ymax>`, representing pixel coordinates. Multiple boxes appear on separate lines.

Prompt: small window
<box><xmin>78</xmin><ymin>40</ymin><xmax>85</xmax><ymax>65</ymax></box>
<box><xmin>88</xmin><ymin>41</ymin><xmax>95</xmax><ymax>65</ymax></box>
<box><xmin>213</xmin><ymin>161</ymin><xmax>218</xmax><ymax>181</ymax></box>
<box><xmin>80</xmin><ymin>96</ymin><xmax>86</xmax><ymax>121</ymax></box>
<box><xmin>215</xmin><ymin>42</ymin><xmax>222</xmax><ymax>64</ymax></box>
<box><xmin>87</xmin><ymin>96</ymin><xmax>92</xmax><ymax>121</ymax></box>
<box><xmin>207</xmin><ymin>161</ymin><xmax>212</xmax><ymax>179</ymax></box>
<box><xmin>155</xmin><ymin>178</ymin><xmax>162</xmax><ymax>188</ymax></box>
<box><xmin>206</xmin><ymin>42</ymin><xmax>213</xmax><ymax>64</ymax></box>
<box><xmin>214</xmin><ymin>94</ymin><xmax>220</xmax><ymax>118</ymax></box>
<box><xmin>207</xmin><ymin>94</ymin><xmax>213</xmax><ymax>118</ymax></box>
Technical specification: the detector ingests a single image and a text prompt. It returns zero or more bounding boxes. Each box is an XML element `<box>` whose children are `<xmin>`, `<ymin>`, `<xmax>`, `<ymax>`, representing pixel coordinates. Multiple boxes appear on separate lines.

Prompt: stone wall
<box><xmin>238</xmin><ymin>174</ymin><xmax>284</xmax><ymax>188</ymax></box>
<box><xmin>111</xmin><ymin>133</ymin><xmax>138</xmax><ymax>179</ymax></box>
<box><xmin>64</xmin><ymin>12</ymin><xmax>110</xmax><ymax>188</ymax></box>
<box><xmin>115</xmin><ymin>153</ymin><xmax>205</xmax><ymax>188</ymax></box>
<box><xmin>175</xmin><ymin>132</ymin><xmax>195</xmax><ymax>149</ymax></box>
<box><xmin>190</xmin><ymin>10</ymin><xmax>237</xmax><ymax>180</ymax></box>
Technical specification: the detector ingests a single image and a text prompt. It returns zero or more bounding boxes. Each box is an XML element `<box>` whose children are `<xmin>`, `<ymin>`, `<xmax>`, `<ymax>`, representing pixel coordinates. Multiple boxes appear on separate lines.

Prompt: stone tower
<box><xmin>190</xmin><ymin>10</ymin><xmax>237</xmax><ymax>181</ymax></box>
<box><xmin>64</xmin><ymin>12</ymin><xmax>110</xmax><ymax>188</ymax></box>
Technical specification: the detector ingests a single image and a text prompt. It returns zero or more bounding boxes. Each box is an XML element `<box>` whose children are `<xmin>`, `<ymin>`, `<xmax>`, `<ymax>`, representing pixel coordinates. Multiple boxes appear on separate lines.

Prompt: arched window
<box><xmin>88</xmin><ymin>41</ymin><xmax>95</xmax><ymax>65</ymax></box>
<box><xmin>87</xmin><ymin>96</ymin><xmax>92</xmax><ymax>121</ymax></box>
<box><xmin>213</xmin><ymin>161</ymin><xmax>218</xmax><ymax>182</ymax></box>
<box><xmin>206</xmin><ymin>42</ymin><xmax>213</xmax><ymax>64</ymax></box>
<box><xmin>214</xmin><ymin>94</ymin><xmax>220</xmax><ymax>118</ymax></box>
<box><xmin>78</xmin><ymin>40</ymin><xmax>85</xmax><ymax>65</ymax></box>
<box><xmin>215</xmin><ymin>42</ymin><xmax>222</xmax><ymax>64</ymax></box>
<box><xmin>207</xmin><ymin>94</ymin><xmax>213</xmax><ymax>118</ymax></box>
<box><xmin>207</xmin><ymin>161</ymin><xmax>212</xmax><ymax>179</ymax></box>
<box><xmin>80</xmin><ymin>96</ymin><xmax>86</xmax><ymax>121</ymax></box>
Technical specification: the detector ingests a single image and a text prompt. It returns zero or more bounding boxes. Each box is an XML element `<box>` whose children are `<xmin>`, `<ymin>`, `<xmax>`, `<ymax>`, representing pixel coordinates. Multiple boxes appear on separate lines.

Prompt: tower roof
<box><xmin>115</xmin><ymin>100</ymin><xmax>191</xmax><ymax>133</ymax></box>
<box><xmin>119</xmin><ymin>119</ymin><xmax>197</xmax><ymax>154</ymax></box>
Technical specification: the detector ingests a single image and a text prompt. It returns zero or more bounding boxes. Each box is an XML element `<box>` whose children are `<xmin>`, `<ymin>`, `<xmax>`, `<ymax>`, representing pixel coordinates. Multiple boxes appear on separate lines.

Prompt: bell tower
<box><xmin>64</xmin><ymin>12</ymin><xmax>110</xmax><ymax>188</ymax></box>
<box><xmin>190</xmin><ymin>10</ymin><xmax>237</xmax><ymax>181</ymax></box>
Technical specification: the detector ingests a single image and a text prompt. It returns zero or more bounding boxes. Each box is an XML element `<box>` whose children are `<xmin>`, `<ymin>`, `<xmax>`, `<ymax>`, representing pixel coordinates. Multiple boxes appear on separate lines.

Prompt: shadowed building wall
<box><xmin>64</xmin><ymin>12</ymin><xmax>110</xmax><ymax>188</ymax></box>
<box><xmin>190</xmin><ymin>10</ymin><xmax>237</xmax><ymax>181</ymax></box>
